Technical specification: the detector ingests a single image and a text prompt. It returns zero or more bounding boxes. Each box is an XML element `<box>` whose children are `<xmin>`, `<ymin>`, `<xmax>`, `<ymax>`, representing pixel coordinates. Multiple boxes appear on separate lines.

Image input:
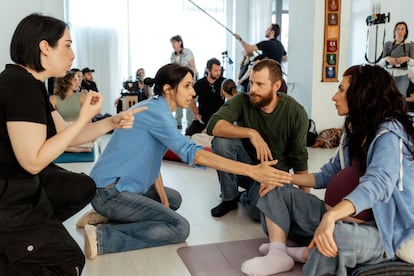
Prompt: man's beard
<box><xmin>210</xmin><ymin>74</ymin><xmax>219</xmax><ymax>81</ymax></box>
<box><xmin>249</xmin><ymin>90</ymin><xmax>274</xmax><ymax>108</ymax></box>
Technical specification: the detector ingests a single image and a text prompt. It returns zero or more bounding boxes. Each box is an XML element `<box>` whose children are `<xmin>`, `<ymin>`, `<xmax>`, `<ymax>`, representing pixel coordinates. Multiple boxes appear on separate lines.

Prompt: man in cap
<box><xmin>81</xmin><ymin>67</ymin><xmax>99</xmax><ymax>92</ymax></box>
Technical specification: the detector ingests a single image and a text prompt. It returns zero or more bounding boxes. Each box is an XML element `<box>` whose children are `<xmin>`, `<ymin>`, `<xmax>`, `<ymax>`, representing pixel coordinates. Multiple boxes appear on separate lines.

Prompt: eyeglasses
<box><xmin>209</xmin><ymin>84</ymin><xmax>216</xmax><ymax>93</ymax></box>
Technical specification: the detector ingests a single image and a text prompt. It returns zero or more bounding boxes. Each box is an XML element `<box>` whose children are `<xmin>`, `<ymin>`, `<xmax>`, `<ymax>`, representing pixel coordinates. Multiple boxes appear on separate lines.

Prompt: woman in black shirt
<box><xmin>0</xmin><ymin>13</ymin><xmax>145</xmax><ymax>275</ymax></box>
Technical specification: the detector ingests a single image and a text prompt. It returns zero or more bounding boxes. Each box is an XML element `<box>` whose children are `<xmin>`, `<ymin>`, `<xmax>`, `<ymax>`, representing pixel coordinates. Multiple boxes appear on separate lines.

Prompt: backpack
<box><xmin>307</xmin><ymin>119</ymin><xmax>317</xmax><ymax>146</ymax></box>
<box><xmin>312</xmin><ymin>128</ymin><xmax>343</xmax><ymax>148</ymax></box>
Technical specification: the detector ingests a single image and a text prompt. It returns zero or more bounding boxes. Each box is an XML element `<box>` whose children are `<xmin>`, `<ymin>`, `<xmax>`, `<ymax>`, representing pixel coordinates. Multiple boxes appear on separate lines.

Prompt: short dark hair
<box><xmin>206</xmin><ymin>58</ymin><xmax>221</xmax><ymax>70</ymax></box>
<box><xmin>271</xmin><ymin>24</ymin><xmax>281</xmax><ymax>38</ymax></box>
<box><xmin>147</xmin><ymin>63</ymin><xmax>194</xmax><ymax>96</ymax></box>
<box><xmin>10</xmin><ymin>13</ymin><xmax>67</xmax><ymax>72</ymax></box>
<box><xmin>253</xmin><ymin>54</ymin><xmax>268</xmax><ymax>62</ymax></box>
<box><xmin>252</xmin><ymin>59</ymin><xmax>282</xmax><ymax>83</ymax></box>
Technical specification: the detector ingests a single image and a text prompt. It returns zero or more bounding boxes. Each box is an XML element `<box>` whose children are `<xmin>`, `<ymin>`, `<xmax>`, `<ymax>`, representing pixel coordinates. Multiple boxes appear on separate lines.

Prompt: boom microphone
<box><xmin>188</xmin><ymin>0</ymin><xmax>235</xmax><ymax>35</ymax></box>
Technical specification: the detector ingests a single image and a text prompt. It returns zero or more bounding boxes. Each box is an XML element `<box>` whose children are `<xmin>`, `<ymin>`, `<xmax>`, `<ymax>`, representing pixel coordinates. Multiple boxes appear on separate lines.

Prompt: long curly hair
<box><xmin>343</xmin><ymin>64</ymin><xmax>414</xmax><ymax>171</ymax></box>
<box><xmin>54</xmin><ymin>71</ymin><xmax>76</xmax><ymax>99</ymax></box>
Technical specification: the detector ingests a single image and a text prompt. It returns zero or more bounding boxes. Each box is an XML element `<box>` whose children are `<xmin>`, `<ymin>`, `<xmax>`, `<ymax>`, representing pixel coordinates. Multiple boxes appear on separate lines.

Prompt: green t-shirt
<box><xmin>206</xmin><ymin>92</ymin><xmax>308</xmax><ymax>172</ymax></box>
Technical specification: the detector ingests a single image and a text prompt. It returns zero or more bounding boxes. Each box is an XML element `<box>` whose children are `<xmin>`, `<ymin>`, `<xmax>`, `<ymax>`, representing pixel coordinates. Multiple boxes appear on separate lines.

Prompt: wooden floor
<box><xmin>61</xmin><ymin>135</ymin><xmax>336</xmax><ymax>276</ymax></box>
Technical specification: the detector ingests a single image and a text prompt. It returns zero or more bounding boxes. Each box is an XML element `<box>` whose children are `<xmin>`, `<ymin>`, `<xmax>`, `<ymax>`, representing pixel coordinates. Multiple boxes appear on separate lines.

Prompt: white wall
<box><xmin>0</xmin><ymin>0</ymin><xmax>64</xmax><ymax>67</ymax></box>
<box><xmin>287</xmin><ymin>0</ymin><xmax>414</xmax><ymax>132</ymax></box>
<box><xmin>287</xmin><ymin>0</ymin><xmax>349</xmax><ymax>131</ymax></box>
<box><xmin>285</xmin><ymin>0</ymin><xmax>315</xmax><ymax>123</ymax></box>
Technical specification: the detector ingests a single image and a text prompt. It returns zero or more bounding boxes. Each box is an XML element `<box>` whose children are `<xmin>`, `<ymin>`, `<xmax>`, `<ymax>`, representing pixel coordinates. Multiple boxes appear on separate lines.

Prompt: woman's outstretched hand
<box><xmin>111</xmin><ymin>106</ymin><xmax>148</xmax><ymax>129</ymax></box>
<box><xmin>248</xmin><ymin>160</ymin><xmax>293</xmax><ymax>196</ymax></box>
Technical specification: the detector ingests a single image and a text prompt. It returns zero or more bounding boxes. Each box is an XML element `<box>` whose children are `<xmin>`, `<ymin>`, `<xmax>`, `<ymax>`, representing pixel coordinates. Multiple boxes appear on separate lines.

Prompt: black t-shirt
<box><xmin>0</xmin><ymin>64</ymin><xmax>56</xmax><ymax>177</ymax></box>
<box><xmin>256</xmin><ymin>38</ymin><xmax>287</xmax><ymax>63</ymax></box>
<box><xmin>193</xmin><ymin>77</ymin><xmax>225</xmax><ymax>124</ymax></box>
<box><xmin>81</xmin><ymin>80</ymin><xmax>98</xmax><ymax>92</ymax></box>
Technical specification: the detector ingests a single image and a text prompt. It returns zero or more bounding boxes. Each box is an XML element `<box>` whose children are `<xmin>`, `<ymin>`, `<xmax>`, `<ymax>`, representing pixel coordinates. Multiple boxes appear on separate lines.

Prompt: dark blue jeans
<box><xmin>211</xmin><ymin>137</ymin><xmax>261</xmax><ymax>221</ymax></box>
<box><xmin>91</xmin><ymin>182</ymin><xmax>190</xmax><ymax>255</ymax></box>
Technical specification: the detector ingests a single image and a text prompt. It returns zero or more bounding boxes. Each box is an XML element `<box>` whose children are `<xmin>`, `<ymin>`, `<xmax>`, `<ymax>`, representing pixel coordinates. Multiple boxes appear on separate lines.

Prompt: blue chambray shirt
<box><xmin>90</xmin><ymin>96</ymin><xmax>204</xmax><ymax>194</ymax></box>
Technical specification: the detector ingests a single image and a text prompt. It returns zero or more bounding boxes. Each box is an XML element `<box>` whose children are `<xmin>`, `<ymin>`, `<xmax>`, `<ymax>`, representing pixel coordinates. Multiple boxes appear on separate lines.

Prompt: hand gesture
<box><xmin>111</xmin><ymin>106</ymin><xmax>147</xmax><ymax>129</ymax></box>
<box><xmin>308</xmin><ymin>214</ymin><xmax>338</xmax><ymax>257</ymax></box>
<box><xmin>249</xmin><ymin>130</ymin><xmax>273</xmax><ymax>162</ymax></box>
<box><xmin>250</xmin><ymin>160</ymin><xmax>292</xmax><ymax>195</ymax></box>
<box><xmin>78</xmin><ymin>91</ymin><xmax>103</xmax><ymax>123</ymax></box>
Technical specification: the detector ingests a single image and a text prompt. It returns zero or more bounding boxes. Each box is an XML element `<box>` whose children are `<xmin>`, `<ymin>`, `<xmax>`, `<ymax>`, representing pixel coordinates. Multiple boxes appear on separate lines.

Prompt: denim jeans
<box><xmin>211</xmin><ymin>137</ymin><xmax>261</xmax><ymax>221</ymax></box>
<box><xmin>394</xmin><ymin>75</ymin><xmax>410</xmax><ymax>97</ymax></box>
<box><xmin>303</xmin><ymin>220</ymin><xmax>386</xmax><ymax>276</ymax></box>
<box><xmin>91</xmin><ymin>182</ymin><xmax>190</xmax><ymax>255</ymax></box>
<box><xmin>258</xmin><ymin>185</ymin><xmax>386</xmax><ymax>276</ymax></box>
<box><xmin>175</xmin><ymin>107</ymin><xmax>193</xmax><ymax>127</ymax></box>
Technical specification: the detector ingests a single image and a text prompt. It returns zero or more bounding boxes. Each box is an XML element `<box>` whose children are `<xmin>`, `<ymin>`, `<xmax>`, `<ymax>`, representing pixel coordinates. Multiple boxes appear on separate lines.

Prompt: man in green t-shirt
<box><xmin>206</xmin><ymin>59</ymin><xmax>309</xmax><ymax>221</ymax></box>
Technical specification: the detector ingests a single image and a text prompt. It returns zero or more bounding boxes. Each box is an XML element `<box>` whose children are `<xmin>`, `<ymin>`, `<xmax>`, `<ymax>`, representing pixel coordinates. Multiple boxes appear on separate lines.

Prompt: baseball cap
<box><xmin>82</xmin><ymin>67</ymin><xmax>95</xmax><ymax>74</ymax></box>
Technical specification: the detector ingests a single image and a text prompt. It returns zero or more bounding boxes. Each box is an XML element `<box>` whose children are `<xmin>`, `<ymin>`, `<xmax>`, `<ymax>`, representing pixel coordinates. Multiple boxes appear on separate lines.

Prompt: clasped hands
<box><xmin>386</xmin><ymin>56</ymin><xmax>410</xmax><ymax>66</ymax></box>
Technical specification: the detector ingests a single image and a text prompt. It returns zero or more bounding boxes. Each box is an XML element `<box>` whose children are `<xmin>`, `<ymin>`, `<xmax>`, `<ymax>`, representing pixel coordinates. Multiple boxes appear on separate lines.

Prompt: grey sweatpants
<box><xmin>257</xmin><ymin>185</ymin><xmax>387</xmax><ymax>276</ymax></box>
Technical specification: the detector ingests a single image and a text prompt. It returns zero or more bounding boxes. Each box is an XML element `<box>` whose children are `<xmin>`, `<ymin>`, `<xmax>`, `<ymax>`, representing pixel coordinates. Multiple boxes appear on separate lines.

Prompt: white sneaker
<box><xmin>84</xmin><ymin>224</ymin><xmax>98</xmax><ymax>259</ymax></box>
<box><xmin>76</xmin><ymin>210</ymin><xmax>109</xmax><ymax>228</ymax></box>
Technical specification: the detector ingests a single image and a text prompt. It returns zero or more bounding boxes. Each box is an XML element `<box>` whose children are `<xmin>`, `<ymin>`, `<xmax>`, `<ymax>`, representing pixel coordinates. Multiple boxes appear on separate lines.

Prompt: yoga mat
<box><xmin>177</xmin><ymin>238</ymin><xmax>303</xmax><ymax>276</ymax></box>
<box><xmin>178</xmin><ymin>238</ymin><xmax>414</xmax><ymax>276</ymax></box>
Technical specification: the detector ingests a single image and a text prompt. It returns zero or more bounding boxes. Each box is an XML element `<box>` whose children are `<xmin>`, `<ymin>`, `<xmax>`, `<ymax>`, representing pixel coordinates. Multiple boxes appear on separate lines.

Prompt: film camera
<box><xmin>123</xmin><ymin>79</ymin><xmax>143</xmax><ymax>92</ymax></box>
<box><xmin>366</xmin><ymin>12</ymin><xmax>390</xmax><ymax>26</ymax></box>
<box><xmin>117</xmin><ymin>78</ymin><xmax>150</xmax><ymax>113</ymax></box>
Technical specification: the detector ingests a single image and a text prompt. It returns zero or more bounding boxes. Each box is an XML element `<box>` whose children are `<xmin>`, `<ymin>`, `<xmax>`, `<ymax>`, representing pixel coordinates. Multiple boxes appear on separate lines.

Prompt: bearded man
<box><xmin>206</xmin><ymin>59</ymin><xmax>309</xmax><ymax>221</ymax></box>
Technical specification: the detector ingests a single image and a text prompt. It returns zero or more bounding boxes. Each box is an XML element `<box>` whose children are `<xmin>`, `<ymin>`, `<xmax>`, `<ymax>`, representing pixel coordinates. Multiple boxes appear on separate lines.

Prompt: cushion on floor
<box><xmin>163</xmin><ymin>147</ymin><xmax>211</xmax><ymax>162</ymax></box>
<box><xmin>178</xmin><ymin>238</ymin><xmax>414</xmax><ymax>276</ymax></box>
<box><xmin>350</xmin><ymin>260</ymin><xmax>414</xmax><ymax>276</ymax></box>
<box><xmin>54</xmin><ymin>148</ymin><xmax>95</xmax><ymax>163</ymax></box>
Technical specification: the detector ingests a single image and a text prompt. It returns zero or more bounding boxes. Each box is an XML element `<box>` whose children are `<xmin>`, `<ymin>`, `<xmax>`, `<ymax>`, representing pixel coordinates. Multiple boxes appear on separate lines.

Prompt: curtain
<box><xmin>248</xmin><ymin>0</ymin><xmax>273</xmax><ymax>44</ymax></box>
<box><xmin>65</xmin><ymin>0</ymin><xmax>226</xmax><ymax>115</ymax></box>
<box><xmin>65</xmin><ymin>0</ymin><xmax>128</xmax><ymax>114</ymax></box>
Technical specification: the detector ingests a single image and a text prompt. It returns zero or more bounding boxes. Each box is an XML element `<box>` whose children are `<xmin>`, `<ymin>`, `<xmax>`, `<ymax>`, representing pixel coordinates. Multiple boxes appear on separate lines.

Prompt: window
<box><xmin>65</xmin><ymin>0</ymin><xmax>227</xmax><ymax>112</ymax></box>
<box><xmin>273</xmin><ymin>0</ymin><xmax>289</xmax><ymax>75</ymax></box>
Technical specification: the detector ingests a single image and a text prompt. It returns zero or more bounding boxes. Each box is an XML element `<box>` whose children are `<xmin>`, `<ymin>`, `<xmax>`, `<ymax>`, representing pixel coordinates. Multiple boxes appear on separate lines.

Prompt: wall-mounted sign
<box><xmin>322</xmin><ymin>0</ymin><xmax>341</xmax><ymax>82</ymax></box>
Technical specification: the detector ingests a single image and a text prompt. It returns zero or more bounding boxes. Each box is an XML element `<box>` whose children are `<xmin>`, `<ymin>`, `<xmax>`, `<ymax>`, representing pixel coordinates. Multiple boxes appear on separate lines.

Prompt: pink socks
<box><xmin>241</xmin><ymin>242</ymin><xmax>294</xmax><ymax>275</ymax></box>
<box><xmin>259</xmin><ymin>242</ymin><xmax>307</xmax><ymax>263</ymax></box>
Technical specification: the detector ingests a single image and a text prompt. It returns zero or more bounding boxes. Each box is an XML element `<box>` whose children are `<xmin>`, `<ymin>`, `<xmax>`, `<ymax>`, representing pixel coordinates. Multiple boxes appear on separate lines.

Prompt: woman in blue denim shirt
<box><xmin>241</xmin><ymin>64</ymin><xmax>414</xmax><ymax>275</ymax></box>
<box><xmin>81</xmin><ymin>63</ymin><xmax>293</xmax><ymax>259</ymax></box>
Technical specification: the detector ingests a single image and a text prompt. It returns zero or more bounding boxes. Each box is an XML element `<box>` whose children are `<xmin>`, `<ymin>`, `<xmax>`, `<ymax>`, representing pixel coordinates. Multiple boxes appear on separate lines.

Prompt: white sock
<box><xmin>259</xmin><ymin>243</ymin><xmax>307</xmax><ymax>263</ymax></box>
<box><xmin>258</xmin><ymin>243</ymin><xmax>269</xmax><ymax>255</ymax></box>
<box><xmin>286</xmin><ymin>246</ymin><xmax>307</xmax><ymax>263</ymax></box>
<box><xmin>242</xmin><ymin>242</ymin><xmax>294</xmax><ymax>275</ymax></box>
